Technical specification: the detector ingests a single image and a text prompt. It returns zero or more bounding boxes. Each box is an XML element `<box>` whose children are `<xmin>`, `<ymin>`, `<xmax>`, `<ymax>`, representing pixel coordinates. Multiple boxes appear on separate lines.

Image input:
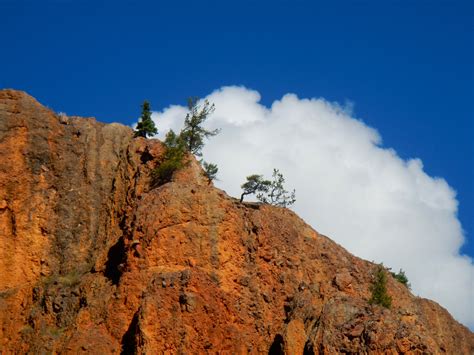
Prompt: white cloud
<box><xmin>149</xmin><ymin>85</ymin><xmax>474</xmax><ymax>328</ymax></box>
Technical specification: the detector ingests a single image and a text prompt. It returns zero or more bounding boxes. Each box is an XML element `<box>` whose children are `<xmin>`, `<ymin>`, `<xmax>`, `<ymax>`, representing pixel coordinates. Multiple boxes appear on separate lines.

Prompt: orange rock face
<box><xmin>0</xmin><ymin>89</ymin><xmax>473</xmax><ymax>354</ymax></box>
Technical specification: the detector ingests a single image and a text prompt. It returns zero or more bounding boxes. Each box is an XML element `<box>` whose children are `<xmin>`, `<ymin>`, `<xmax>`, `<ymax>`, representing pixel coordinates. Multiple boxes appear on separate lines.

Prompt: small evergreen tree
<box><xmin>369</xmin><ymin>264</ymin><xmax>392</xmax><ymax>308</ymax></box>
<box><xmin>391</xmin><ymin>269</ymin><xmax>411</xmax><ymax>289</ymax></box>
<box><xmin>180</xmin><ymin>97</ymin><xmax>219</xmax><ymax>156</ymax></box>
<box><xmin>134</xmin><ymin>100</ymin><xmax>158</xmax><ymax>138</ymax></box>
<box><xmin>151</xmin><ymin>130</ymin><xmax>186</xmax><ymax>186</ymax></box>
<box><xmin>257</xmin><ymin>169</ymin><xmax>296</xmax><ymax>207</ymax></box>
<box><xmin>149</xmin><ymin>97</ymin><xmax>219</xmax><ymax>188</ymax></box>
<box><xmin>202</xmin><ymin>161</ymin><xmax>218</xmax><ymax>183</ymax></box>
<box><xmin>240</xmin><ymin>175</ymin><xmax>271</xmax><ymax>202</ymax></box>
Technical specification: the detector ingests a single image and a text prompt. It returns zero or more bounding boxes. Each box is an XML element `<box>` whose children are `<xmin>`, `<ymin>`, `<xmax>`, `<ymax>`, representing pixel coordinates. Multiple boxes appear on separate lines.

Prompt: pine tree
<box><xmin>257</xmin><ymin>169</ymin><xmax>296</xmax><ymax>207</ymax></box>
<box><xmin>202</xmin><ymin>161</ymin><xmax>218</xmax><ymax>183</ymax></box>
<box><xmin>180</xmin><ymin>97</ymin><xmax>218</xmax><ymax>156</ymax></box>
<box><xmin>134</xmin><ymin>100</ymin><xmax>158</xmax><ymax>138</ymax></box>
<box><xmin>149</xmin><ymin>97</ymin><xmax>220</xmax><ymax>188</ymax></box>
<box><xmin>151</xmin><ymin>130</ymin><xmax>186</xmax><ymax>186</ymax></box>
<box><xmin>391</xmin><ymin>269</ymin><xmax>411</xmax><ymax>289</ymax></box>
<box><xmin>240</xmin><ymin>175</ymin><xmax>271</xmax><ymax>202</ymax></box>
<box><xmin>369</xmin><ymin>264</ymin><xmax>392</xmax><ymax>308</ymax></box>
<box><xmin>240</xmin><ymin>169</ymin><xmax>296</xmax><ymax>207</ymax></box>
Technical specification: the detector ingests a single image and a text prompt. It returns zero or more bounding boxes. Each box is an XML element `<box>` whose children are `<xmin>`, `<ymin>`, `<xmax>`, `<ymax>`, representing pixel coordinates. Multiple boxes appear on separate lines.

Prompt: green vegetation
<box><xmin>180</xmin><ymin>97</ymin><xmax>219</xmax><ymax>156</ymax></box>
<box><xmin>391</xmin><ymin>268</ymin><xmax>411</xmax><ymax>289</ymax></box>
<box><xmin>134</xmin><ymin>100</ymin><xmax>158</xmax><ymax>138</ymax></box>
<box><xmin>41</xmin><ymin>265</ymin><xmax>91</xmax><ymax>288</ymax></box>
<box><xmin>151</xmin><ymin>97</ymin><xmax>219</xmax><ymax>187</ymax></box>
<box><xmin>240</xmin><ymin>174</ymin><xmax>271</xmax><ymax>203</ymax></box>
<box><xmin>369</xmin><ymin>264</ymin><xmax>392</xmax><ymax>308</ymax></box>
<box><xmin>257</xmin><ymin>169</ymin><xmax>296</xmax><ymax>207</ymax></box>
<box><xmin>240</xmin><ymin>169</ymin><xmax>296</xmax><ymax>207</ymax></box>
<box><xmin>151</xmin><ymin>130</ymin><xmax>187</xmax><ymax>186</ymax></box>
<box><xmin>43</xmin><ymin>326</ymin><xmax>65</xmax><ymax>339</ymax></box>
<box><xmin>57</xmin><ymin>270</ymin><xmax>82</xmax><ymax>287</ymax></box>
<box><xmin>19</xmin><ymin>325</ymin><xmax>34</xmax><ymax>336</ymax></box>
<box><xmin>202</xmin><ymin>161</ymin><xmax>219</xmax><ymax>183</ymax></box>
<box><xmin>42</xmin><ymin>271</ymin><xmax>81</xmax><ymax>287</ymax></box>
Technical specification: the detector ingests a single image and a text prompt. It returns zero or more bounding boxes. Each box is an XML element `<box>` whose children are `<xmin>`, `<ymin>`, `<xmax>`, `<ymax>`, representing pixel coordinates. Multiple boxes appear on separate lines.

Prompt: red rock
<box><xmin>334</xmin><ymin>270</ymin><xmax>353</xmax><ymax>292</ymax></box>
<box><xmin>0</xmin><ymin>90</ymin><xmax>473</xmax><ymax>354</ymax></box>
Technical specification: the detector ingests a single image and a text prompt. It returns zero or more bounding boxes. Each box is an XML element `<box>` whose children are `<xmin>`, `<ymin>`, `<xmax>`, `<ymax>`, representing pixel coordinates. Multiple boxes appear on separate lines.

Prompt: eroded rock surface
<box><xmin>0</xmin><ymin>90</ymin><xmax>473</xmax><ymax>354</ymax></box>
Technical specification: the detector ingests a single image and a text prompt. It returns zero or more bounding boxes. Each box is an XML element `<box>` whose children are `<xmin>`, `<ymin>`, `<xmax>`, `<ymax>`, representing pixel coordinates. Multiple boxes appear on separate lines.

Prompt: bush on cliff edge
<box><xmin>369</xmin><ymin>264</ymin><xmax>392</xmax><ymax>308</ymax></box>
<box><xmin>151</xmin><ymin>97</ymin><xmax>219</xmax><ymax>187</ymax></box>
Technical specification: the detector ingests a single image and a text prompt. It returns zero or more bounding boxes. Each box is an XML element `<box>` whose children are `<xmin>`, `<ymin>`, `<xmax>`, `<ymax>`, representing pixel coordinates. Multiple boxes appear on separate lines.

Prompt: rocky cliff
<box><xmin>0</xmin><ymin>89</ymin><xmax>472</xmax><ymax>354</ymax></box>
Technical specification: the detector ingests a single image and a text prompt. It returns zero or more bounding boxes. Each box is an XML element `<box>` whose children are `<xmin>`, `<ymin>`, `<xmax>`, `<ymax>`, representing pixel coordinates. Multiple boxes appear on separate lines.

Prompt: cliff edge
<box><xmin>0</xmin><ymin>89</ymin><xmax>473</xmax><ymax>354</ymax></box>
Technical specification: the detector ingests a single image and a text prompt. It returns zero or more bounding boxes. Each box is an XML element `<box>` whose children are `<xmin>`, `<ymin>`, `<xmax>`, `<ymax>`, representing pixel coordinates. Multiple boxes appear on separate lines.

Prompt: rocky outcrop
<box><xmin>0</xmin><ymin>89</ymin><xmax>473</xmax><ymax>354</ymax></box>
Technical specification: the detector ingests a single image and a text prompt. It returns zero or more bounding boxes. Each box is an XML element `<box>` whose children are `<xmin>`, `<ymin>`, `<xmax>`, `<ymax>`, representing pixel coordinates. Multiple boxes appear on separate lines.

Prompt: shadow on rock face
<box><xmin>104</xmin><ymin>237</ymin><xmax>126</xmax><ymax>285</ymax></box>
<box><xmin>268</xmin><ymin>334</ymin><xmax>284</xmax><ymax>355</ymax></box>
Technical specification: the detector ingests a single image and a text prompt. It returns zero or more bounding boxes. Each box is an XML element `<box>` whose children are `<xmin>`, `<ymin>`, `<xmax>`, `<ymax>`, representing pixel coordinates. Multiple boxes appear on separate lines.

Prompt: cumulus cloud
<box><xmin>148</xmin><ymin>86</ymin><xmax>474</xmax><ymax>328</ymax></box>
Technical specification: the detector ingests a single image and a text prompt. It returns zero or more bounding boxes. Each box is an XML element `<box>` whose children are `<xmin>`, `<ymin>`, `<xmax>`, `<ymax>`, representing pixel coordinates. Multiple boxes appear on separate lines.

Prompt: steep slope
<box><xmin>0</xmin><ymin>90</ymin><xmax>473</xmax><ymax>354</ymax></box>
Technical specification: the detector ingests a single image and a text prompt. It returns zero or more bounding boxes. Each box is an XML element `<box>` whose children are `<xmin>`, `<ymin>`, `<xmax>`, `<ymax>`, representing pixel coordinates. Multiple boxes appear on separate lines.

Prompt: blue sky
<box><xmin>1</xmin><ymin>0</ymin><xmax>473</xmax><ymax>322</ymax></box>
<box><xmin>2</xmin><ymin>0</ymin><xmax>471</xmax><ymax>253</ymax></box>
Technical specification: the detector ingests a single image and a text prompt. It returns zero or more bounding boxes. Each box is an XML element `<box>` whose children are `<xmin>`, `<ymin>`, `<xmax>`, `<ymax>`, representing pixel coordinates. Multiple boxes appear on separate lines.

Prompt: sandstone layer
<box><xmin>0</xmin><ymin>90</ymin><xmax>473</xmax><ymax>354</ymax></box>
